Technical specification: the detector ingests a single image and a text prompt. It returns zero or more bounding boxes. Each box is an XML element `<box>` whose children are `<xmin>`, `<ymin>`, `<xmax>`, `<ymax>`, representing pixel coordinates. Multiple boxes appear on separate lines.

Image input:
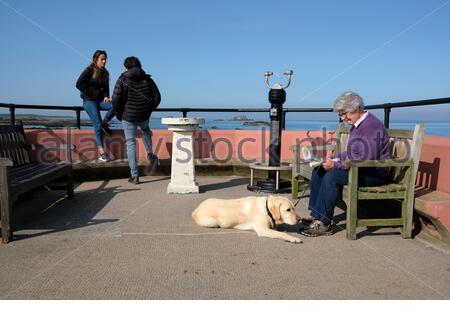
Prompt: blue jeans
<box><xmin>82</xmin><ymin>99</ymin><xmax>114</xmax><ymax>148</ymax></box>
<box><xmin>122</xmin><ymin>120</ymin><xmax>153</xmax><ymax>178</ymax></box>
<box><xmin>309</xmin><ymin>167</ymin><xmax>387</xmax><ymax>225</ymax></box>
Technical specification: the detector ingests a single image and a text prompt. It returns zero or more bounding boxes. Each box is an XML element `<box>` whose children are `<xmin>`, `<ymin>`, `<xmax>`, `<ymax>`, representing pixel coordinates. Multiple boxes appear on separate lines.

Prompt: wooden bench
<box><xmin>291</xmin><ymin>123</ymin><xmax>425</xmax><ymax>240</ymax></box>
<box><xmin>0</xmin><ymin>124</ymin><xmax>74</xmax><ymax>243</ymax></box>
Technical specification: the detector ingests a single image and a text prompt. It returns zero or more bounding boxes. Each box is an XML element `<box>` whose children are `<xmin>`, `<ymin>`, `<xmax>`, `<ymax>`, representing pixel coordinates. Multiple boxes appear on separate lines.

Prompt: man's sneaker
<box><xmin>144</xmin><ymin>153</ymin><xmax>158</xmax><ymax>175</ymax></box>
<box><xmin>102</xmin><ymin>122</ymin><xmax>112</xmax><ymax>135</ymax></box>
<box><xmin>300</xmin><ymin>220</ymin><xmax>333</xmax><ymax>237</ymax></box>
<box><xmin>128</xmin><ymin>176</ymin><xmax>139</xmax><ymax>185</ymax></box>
<box><xmin>98</xmin><ymin>153</ymin><xmax>110</xmax><ymax>162</ymax></box>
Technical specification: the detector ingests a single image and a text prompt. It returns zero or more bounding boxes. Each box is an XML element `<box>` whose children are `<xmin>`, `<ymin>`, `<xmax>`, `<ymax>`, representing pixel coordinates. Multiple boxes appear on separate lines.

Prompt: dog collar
<box><xmin>266</xmin><ymin>199</ymin><xmax>276</xmax><ymax>224</ymax></box>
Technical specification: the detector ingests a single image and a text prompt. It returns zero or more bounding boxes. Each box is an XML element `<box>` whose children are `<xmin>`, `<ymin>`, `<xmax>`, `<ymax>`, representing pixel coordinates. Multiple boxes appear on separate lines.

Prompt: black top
<box><xmin>111</xmin><ymin>67</ymin><xmax>161</xmax><ymax>122</ymax></box>
<box><xmin>76</xmin><ymin>65</ymin><xmax>110</xmax><ymax>101</ymax></box>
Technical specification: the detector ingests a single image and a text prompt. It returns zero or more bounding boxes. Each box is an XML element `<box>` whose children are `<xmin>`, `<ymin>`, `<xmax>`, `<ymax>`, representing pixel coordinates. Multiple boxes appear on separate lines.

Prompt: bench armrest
<box><xmin>289</xmin><ymin>144</ymin><xmax>330</xmax><ymax>152</ymax></box>
<box><xmin>345</xmin><ymin>159</ymin><xmax>413</xmax><ymax>168</ymax></box>
<box><xmin>0</xmin><ymin>158</ymin><xmax>14</xmax><ymax>167</ymax></box>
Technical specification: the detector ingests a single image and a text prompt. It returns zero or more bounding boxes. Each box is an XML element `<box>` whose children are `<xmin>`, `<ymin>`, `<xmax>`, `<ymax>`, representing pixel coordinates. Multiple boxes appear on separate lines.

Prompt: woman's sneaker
<box><xmin>98</xmin><ymin>153</ymin><xmax>110</xmax><ymax>162</ymax></box>
<box><xmin>300</xmin><ymin>220</ymin><xmax>333</xmax><ymax>237</ymax></box>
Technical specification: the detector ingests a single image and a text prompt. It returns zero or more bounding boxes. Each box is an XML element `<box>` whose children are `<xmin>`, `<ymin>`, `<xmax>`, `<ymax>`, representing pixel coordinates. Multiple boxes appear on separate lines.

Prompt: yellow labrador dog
<box><xmin>192</xmin><ymin>195</ymin><xmax>302</xmax><ymax>243</ymax></box>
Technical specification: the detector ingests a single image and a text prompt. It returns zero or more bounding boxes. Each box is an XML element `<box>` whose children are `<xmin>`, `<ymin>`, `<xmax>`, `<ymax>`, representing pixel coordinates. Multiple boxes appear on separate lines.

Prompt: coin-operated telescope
<box><xmin>248</xmin><ymin>69</ymin><xmax>293</xmax><ymax>193</ymax></box>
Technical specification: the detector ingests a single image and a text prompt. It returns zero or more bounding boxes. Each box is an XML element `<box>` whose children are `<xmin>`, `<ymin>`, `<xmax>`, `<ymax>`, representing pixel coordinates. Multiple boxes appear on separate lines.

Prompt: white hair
<box><xmin>333</xmin><ymin>91</ymin><xmax>364</xmax><ymax>113</ymax></box>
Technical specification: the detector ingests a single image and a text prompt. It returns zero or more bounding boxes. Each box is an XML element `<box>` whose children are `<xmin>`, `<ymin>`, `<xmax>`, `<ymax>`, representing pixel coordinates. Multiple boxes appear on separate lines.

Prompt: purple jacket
<box><xmin>334</xmin><ymin>112</ymin><xmax>390</xmax><ymax>176</ymax></box>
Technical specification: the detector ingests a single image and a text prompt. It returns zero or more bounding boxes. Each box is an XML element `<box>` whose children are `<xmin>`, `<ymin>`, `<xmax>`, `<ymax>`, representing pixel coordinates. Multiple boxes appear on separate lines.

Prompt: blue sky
<box><xmin>1</xmin><ymin>0</ymin><xmax>449</xmax><ymax>120</ymax></box>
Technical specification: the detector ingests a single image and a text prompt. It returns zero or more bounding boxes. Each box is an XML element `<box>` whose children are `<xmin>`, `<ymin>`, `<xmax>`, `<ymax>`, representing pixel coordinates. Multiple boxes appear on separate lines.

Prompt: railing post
<box><xmin>9</xmin><ymin>106</ymin><xmax>15</xmax><ymax>125</ymax></box>
<box><xmin>384</xmin><ymin>107</ymin><xmax>391</xmax><ymax>128</ymax></box>
<box><xmin>66</xmin><ymin>127</ymin><xmax>73</xmax><ymax>164</ymax></box>
<box><xmin>76</xmin><ymin>109</ymin><xmax>81</xmax><ymax>129</ymax></box>
<box><xmin>281</xmin><ymin>110</ymin><xmax>286</xmax><ymax>130</ymax></box>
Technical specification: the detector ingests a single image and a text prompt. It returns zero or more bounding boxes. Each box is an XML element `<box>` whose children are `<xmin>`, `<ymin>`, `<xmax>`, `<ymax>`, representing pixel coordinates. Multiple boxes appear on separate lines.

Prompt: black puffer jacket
<box><xmin>76</xmin><ymin>65</ymin><xmax>110</xmax><ymax>101</ymax></box>
<box><xmin>112</xmin><ymin>67</ymin><xmax>161</xmax><ymax>122</ymax></box>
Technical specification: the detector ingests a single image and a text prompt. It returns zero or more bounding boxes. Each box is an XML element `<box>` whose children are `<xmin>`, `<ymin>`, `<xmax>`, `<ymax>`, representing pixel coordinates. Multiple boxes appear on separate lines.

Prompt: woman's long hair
<box><xmin>91</xmin><ymin>50</ymin><xmax>109</xmax><ymax>87</ymax></box>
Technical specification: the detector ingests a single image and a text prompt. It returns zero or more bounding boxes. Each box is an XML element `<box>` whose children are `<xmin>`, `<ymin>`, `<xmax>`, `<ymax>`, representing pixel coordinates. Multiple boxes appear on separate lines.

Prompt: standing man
<box><xmin>112</xmin><ymin>56</ymin><xmax>161</xmax><ymax>184</ymax></box>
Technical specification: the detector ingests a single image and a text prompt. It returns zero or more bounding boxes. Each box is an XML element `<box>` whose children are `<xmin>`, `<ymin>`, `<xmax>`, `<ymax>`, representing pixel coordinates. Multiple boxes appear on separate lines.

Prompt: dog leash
<box><xmin>294</xmin><ymin>187</ymin><xmax>308</xmax><ymax>207</ymax></box>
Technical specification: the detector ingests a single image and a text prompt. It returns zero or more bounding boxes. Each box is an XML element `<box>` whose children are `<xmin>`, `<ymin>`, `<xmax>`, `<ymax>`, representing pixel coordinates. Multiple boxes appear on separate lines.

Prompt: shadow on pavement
<box><xmin>8</xmin><ymin>180</ymin><xmax>135</xmax><ymax>242</ymax></box>
<box><xmin>199</xmin><ymin>177</ymin><xmax>249</xmax><ymax>193</ymax></box>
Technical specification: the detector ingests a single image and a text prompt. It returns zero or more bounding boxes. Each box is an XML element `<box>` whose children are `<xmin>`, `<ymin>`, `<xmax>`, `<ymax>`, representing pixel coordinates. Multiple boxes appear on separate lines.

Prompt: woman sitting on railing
<box><xmin>76</xmin><ymin>50</ymin><xmax>115</xmax><ymax>162</ymax></box>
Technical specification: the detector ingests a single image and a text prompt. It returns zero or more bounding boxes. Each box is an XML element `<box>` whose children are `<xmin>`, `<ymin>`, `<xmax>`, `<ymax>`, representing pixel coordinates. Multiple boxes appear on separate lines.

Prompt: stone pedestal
<box><xmin>161</xmin><ymin>117</ymin><xmax>205</xmax><ymax>194</ymax></box>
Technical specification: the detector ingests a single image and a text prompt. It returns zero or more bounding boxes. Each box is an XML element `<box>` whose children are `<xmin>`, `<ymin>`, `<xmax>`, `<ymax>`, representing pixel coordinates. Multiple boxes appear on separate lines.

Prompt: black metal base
<box><xmin>247</xmin><ymin>179</ymin><xmax>291</xmax><ymax>194</ymax></box>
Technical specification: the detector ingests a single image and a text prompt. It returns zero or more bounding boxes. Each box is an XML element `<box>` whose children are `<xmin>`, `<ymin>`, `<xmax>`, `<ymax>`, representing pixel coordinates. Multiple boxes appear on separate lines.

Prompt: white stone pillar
<box><xmin>161</xmin><ymin>117</ymin><xmax>205</xmax><ymax>194</ymax></box>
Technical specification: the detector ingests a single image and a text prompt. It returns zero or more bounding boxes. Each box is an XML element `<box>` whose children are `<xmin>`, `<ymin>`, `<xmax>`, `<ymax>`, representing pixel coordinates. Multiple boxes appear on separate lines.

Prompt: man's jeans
<box><xmin>309</xmin><ymin>167</ymin><xmax>387</xmax><ymax>225</ymax></box>
<box><xmin>122</xmin><ymin>120</ymin><xmax>153</xmax><ymax>178</ymax></box>
<box><xmin>82</xmin><ymin>100</ymin><xmax>114</xmax><ymax>147</ymax></box>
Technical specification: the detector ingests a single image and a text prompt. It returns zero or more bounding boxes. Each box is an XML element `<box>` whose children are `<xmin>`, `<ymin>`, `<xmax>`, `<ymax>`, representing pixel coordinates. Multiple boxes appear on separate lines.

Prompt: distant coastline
<box><xmin>0</xmin><ymin>114</ymin><xmax>91</xmax><ymax>128</ymax></box>
<box><xmin>2</xmin><ymin>113</ymin><xmax>450</xmax><ymax>137</ymax></box>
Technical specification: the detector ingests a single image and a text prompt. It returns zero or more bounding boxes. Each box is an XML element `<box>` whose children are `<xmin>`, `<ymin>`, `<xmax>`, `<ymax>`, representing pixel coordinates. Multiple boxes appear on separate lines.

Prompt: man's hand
<box><xmin>322</xmin><ymin>158</ymin><xmax>334</xmax><ymax>171</ymax></box>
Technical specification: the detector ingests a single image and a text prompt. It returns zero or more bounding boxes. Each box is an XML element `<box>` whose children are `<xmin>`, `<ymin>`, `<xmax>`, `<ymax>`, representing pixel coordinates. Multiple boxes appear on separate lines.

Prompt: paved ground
<box><xmin>1</xmin><ymin>176</ymin><xmax>449</xmax><ymax>299</ymax></box>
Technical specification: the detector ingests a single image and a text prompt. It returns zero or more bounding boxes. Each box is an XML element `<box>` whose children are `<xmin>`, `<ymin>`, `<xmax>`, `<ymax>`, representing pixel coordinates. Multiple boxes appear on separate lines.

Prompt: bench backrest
<box><xmin>333</xmin><ymin>123</ymin><xmax>425</xmax><ymax>184</ymax></box>
<box><xmin>385</xmin><ymin>127</ymin><xmax>424</xmax><ymax>184</ymax></box>
<box><xmin>0</xmin><ymin>125</ymin><xmax>32</xmax><ymax>167</ymax></box>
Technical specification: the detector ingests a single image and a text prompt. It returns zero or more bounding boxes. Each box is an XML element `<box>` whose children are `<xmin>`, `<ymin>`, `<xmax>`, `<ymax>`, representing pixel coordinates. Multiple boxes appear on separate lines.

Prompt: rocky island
<box><xmin>243</xmin><ymin>121</ymin><xmax>270</xmax><ymax>127</ymax></box>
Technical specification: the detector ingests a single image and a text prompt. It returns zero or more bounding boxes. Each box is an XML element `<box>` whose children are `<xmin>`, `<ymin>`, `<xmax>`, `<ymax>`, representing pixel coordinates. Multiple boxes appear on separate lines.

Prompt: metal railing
<box><xmin>1</xmin><ymin>97</ymin><xmax>450</xmax><ymax>129</ymax></box>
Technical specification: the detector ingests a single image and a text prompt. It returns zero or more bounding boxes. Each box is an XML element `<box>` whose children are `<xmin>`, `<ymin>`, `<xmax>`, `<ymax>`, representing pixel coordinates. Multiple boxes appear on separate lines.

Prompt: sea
<box><xmin>14</xmin><ymin>113</ymin><xmax>450</xmax><ymax>137</ymax></box>
<box><xmin>99</xmin><ymin>118</ymin><xmax>450</xmax><ymax>137</ymax></box>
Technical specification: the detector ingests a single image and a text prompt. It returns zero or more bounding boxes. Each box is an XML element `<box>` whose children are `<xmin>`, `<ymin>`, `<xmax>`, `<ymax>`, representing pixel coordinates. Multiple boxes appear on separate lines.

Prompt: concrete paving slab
<box><xmin>1</xmin><ymin>176</ymin><xmax>449</xmax><ymax>299</ymax></box>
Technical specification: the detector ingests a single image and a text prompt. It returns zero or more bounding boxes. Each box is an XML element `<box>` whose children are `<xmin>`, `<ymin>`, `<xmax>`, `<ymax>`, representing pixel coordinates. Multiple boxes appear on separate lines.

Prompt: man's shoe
<box><xmin>98</xmin><ymin>153</ymin><xmax>110</xmax><ymax>162</ymax></box>
<box><xmin>299</xmin><ymin>220</ymin><xmax>333</xmax><ymax>237</ymax></box>
<box><xmin>144</xmin><ymin>153</ymin><xmax>158</xmax><ymax>175</ymax></box>
<box><xmin>128</xmin><ymin>176</ymin><xmax>140</xmax><ymax>185</ymax></box>
<box><xmin>102</xmin><ymin>122</ymin><xmax>112</xmax><ymax>135</ymax></box>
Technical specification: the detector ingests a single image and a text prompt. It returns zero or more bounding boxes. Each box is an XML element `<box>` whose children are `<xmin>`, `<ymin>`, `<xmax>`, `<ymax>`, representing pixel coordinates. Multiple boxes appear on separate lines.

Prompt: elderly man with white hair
<box><xmin>301</xmin><ymin>91</ymin><xmax>390</xmax><ymax>237</ymax></box>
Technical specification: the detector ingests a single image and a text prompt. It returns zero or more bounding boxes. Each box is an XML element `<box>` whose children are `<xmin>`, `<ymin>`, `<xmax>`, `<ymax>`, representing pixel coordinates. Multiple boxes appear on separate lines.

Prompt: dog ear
<box><xmin>268</xmin><ymin>196</ymin><xmax>283</xmax><ymax>225</ymax></box>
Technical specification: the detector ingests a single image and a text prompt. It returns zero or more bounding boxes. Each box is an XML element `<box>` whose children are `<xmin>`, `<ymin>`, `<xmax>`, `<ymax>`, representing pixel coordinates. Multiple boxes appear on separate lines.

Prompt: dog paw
<box><xmin>288</xmin><ymin>237</ymin><xmax>303</xmax><ymax>244</ymax></box>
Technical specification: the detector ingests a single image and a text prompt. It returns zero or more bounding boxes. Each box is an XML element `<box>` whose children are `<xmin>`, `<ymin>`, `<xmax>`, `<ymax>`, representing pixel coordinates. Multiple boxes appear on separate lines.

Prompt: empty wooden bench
<box><xmin>0</xmin><ymin>124</ymin><xmax>73</xmax><ymax>243</ymax></box>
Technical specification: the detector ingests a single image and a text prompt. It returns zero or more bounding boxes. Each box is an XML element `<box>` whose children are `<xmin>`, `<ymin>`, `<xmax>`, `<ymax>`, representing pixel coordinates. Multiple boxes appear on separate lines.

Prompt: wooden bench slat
<box><xmin>9</xmin><ymin>163</ymin><xmax>51</xmax><ymax>176</ymax></box>
<box><xmin>343</xmin><ymin>186</ymin><xmax>406</xmax><ymax>200</ymax></box>
<box><xmin>358</xmin><ymin>183</ymin><xmax>406</xmax><ymax>193</ymax></box>
<box><xmin>10</xmin><ymin>163</ymin><xmax>63</xmax><ymax>180</ymax></box>
<box><xmin>11</xmin><ymin>166</ymin><xmax>71</xmax><ymax>195</ymax></box>
<box><xmin>357</xmin><ymin>218</ymin><xmax>403</xmax><ymax>227</ymax></box>
<box><xmin>10</xmin><ymin>164</ymin><xmax>70</xmax><ymax>187</ymax></box>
